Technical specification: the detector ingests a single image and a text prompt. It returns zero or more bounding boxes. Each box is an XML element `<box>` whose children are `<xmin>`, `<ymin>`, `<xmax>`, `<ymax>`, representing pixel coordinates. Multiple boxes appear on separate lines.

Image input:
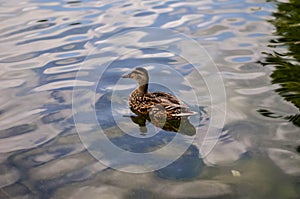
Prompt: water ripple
<box><xmin>0</xmin><ymin>0</ymin><xmax>298</xmax><ymax>198</ymax></box>
<box><xmin>221</xmin><ymin>71</ymin><xmax>265</xmax><ymax>80</ymax></box>
<box><xmin>33</xmin><ymin>80</ymin><xmax>93</xmax><ymax>92</ymax></box>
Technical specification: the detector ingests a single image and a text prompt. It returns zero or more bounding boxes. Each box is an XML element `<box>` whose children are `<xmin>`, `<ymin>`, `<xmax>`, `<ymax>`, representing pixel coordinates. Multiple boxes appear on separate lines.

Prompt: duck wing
<box><xmin>151</xmin><ymin>92</ymin><xmax>182</xmax><ymax>104</ymax></box>
<box><xmin>145</xmin><ymin>92</ymin><xmax>195</xmax><ymax>116</ymax></box>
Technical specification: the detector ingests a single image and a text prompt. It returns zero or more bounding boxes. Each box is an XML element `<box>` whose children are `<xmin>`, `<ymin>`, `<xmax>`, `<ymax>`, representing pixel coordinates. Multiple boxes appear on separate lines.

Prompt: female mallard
<box><xmin>122</xmin><ymin>67</ymin><xmax>195</xmax><ymax>120</ymax></box>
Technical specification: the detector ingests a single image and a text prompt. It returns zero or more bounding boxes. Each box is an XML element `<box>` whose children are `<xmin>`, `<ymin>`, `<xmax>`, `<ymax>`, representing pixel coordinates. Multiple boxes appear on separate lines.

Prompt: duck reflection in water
<box><xmin>122</xmin><ymin>67</ymin><xmax>196</xmax><ymax>136</ymax></box>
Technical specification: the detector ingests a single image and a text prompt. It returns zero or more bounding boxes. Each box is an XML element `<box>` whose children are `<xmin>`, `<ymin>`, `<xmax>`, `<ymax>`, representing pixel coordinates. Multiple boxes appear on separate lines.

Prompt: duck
<box><xmin>122</xmin><ymin>67</ymin><xmax>196</xmax><ymax>120</ymax></box>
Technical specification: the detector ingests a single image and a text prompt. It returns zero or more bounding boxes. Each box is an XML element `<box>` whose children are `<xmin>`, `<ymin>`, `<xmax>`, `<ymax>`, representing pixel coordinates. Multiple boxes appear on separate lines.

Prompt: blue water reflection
<box><xmin>0</xmin><ymin>0</ymin><xmax>299</xmax><ymax>198</ymax></box>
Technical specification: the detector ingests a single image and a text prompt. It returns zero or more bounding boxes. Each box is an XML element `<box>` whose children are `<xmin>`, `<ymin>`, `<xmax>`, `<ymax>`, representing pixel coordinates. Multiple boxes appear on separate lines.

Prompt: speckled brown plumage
<box><xmin>122</xmin><ymin>67</ymin><xmax>195</xmax><ymax>120</ymax></box>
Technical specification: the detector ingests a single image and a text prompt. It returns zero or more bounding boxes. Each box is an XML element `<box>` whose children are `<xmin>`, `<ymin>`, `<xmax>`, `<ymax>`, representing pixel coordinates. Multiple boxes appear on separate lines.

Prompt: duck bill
<box><xmin>122</xmin><ymin>74</ymin><xmax>131</xmax><ymax>78</ymax></box>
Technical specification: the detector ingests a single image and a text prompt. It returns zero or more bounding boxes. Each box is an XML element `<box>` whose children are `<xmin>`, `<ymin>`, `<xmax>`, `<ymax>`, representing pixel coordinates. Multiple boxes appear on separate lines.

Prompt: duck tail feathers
<box><xmin>171</xmin><ymin>111</ymin><xmax>197</xmax><ymax>117</ymax></box>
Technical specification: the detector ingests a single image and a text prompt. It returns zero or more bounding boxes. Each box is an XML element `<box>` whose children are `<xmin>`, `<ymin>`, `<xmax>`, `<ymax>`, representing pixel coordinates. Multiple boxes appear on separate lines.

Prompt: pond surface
<box><xmin>1</xmin><ymin>0</ymin><xmax>300</xmax><ymax>198</ymax></box>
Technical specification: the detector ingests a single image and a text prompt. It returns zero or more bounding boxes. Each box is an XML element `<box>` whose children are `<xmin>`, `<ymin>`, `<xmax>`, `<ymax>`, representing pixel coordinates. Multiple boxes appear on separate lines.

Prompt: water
<box><xmin>1</xmin><ymin>0</ymin><xmax>300</xmax><ymax>198</ymax></box>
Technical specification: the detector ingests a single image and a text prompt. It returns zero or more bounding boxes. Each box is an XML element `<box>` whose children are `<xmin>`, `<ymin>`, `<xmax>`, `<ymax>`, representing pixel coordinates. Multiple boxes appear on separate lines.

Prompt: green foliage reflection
<box><xmin>260</xmin><ymin>0</ymin><xmax>300</xmax><ymax>127</ymax></box>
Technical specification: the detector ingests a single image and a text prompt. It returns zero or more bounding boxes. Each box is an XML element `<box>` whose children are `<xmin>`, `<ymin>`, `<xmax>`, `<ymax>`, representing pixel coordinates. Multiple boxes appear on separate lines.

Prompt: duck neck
<box><xmin>135</xmin><ymin>83</ymin><xmax>148</xmax><ymax>97</ymax></box>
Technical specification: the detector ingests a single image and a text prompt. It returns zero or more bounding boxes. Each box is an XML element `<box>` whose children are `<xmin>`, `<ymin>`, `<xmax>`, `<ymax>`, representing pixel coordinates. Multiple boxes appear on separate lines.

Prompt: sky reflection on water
<box><xmin>0</xmin><ymin>0</ymin><xmax>300</xmax><ymax>198</ymax></box>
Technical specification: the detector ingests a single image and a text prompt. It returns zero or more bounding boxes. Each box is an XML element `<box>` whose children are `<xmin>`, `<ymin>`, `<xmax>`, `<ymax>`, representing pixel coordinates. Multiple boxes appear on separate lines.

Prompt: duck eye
<box><xmin>133</xmin><ymin>72</ymin><xmax>141</xmax><ymax>78</ymax></box>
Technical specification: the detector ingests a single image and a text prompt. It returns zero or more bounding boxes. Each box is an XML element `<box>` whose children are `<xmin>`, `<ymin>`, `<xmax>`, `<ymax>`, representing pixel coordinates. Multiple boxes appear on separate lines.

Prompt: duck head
<box><xmin>122</xmin><ymin>67</ymin><xmax>149</xmax><ymax>86</ymax></box>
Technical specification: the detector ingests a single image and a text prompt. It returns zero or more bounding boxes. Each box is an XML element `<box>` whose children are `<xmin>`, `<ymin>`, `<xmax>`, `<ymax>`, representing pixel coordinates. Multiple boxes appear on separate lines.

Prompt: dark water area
<box><xmin>0</xmin><ymin>0</ymin><xmax>300</xmax><ymax>198</ymax></box>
